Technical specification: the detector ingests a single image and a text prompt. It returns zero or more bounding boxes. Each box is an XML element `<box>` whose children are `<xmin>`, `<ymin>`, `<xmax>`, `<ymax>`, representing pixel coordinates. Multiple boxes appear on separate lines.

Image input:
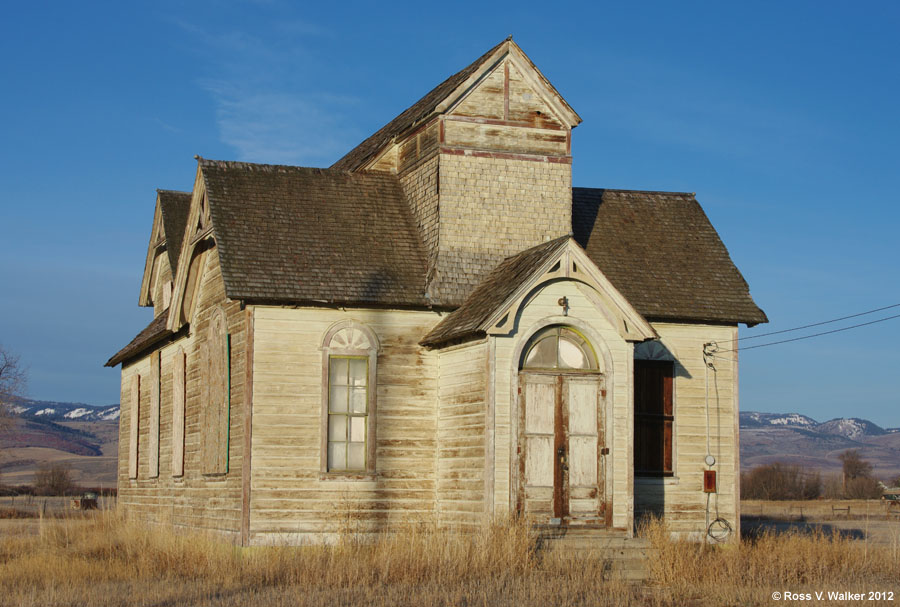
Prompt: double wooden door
<box><xmin>517</xmin><ymin>373</ymin><xmax>607</xmax><ymax>525</ymax></box>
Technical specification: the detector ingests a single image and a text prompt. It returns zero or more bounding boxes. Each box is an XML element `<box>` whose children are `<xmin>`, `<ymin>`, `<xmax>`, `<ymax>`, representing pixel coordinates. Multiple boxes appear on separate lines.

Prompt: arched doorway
<box><xmin>517</xmin><ymin>326</ymin><xmax>607</xmax><ymax>526</ymax></box>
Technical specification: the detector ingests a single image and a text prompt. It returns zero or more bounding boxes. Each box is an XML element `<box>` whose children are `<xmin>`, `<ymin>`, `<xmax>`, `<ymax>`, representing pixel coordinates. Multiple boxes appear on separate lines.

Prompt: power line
<box><xmin>736</xmin><ymin>303</ymin><xmax>900</xmax><ymax>342</ymax></box>
<box><xmin>717</xmin><ymin>313</ymin><xmax>900</xmax><ymax>354</ymax></box>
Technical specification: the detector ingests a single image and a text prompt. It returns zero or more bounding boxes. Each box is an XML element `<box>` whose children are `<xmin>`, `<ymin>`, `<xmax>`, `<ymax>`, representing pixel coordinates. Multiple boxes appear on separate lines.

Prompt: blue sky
<box><xmin>1</xmin><ymin>1</ymin><xmax>898</xmax><ymax>426</ymax></box>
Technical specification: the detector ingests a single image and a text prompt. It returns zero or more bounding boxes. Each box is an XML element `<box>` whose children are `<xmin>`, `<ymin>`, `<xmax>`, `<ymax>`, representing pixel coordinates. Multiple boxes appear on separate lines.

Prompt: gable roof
<box><xmin>573</xmin><ymin>188</ymin><xmax>768</xmax><ymax>326</ymax></box>
<box><xmin>157</xmin><ymin>190</ymin><xmax>191</xmax><ymax>273</ymax></box>
<box><xmin>421</xmin><ymin>236</ymin><xmax>571</xmax><ymax>346</ymax></box>
<box><xmin>331</xmin><ymin>38</ymin><xmax>579</xmax><ymax>172</ymax></box>
<box><xmin>105</xmin><ymin>310</ymin><xmax>173</xmax><ymax>367</ymax></box>
<box><xmin>421</xmin><ymin>236</ymin><xmax>659</xmax><ymax>347</ymax></box>
<box><xmin>199</xmin><ymin>159</ymin><xmax>429</xmax><ymax>307</ymax></box>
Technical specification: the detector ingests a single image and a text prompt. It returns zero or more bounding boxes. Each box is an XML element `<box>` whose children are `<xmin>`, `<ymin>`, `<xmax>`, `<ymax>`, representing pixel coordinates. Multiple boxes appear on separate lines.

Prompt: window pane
<box><xmin>350</xmin><ymin>416</ymin><xmax>366</xmax><ymax>442</ymax></box>
<box><xmin>329</xmin><ymin>415</ymin><xmax>347</xmax><ymax>441</ymax></box>
<box><xmin>330</xmin><ymin>358</ymin><xmax>349</xmax><ymax>386</ymax></box>
<box><xmin>348</xmin><ymin>359</ymin><xmax>367</xmax><ymax>386</ymax></box>
<box><xmin>348</xmin><ymin>442</ymin><xmax>366</xmax><ymax>470</ymax></box>
<box><xmin>329</xmin><ymin>386</ymin><xmax>348</xmax><ymax>413</ymax></box>
<box><xmin>350</xmin><ymin>388</ymin><xmax>367</xmax><ymax>413</ymax></box>
<box><xmin>558</xmin><ymin>338</ymin><xmax>587</xmax><ymax>369</ymax></box>
<box><xmin>524</xmin><ymin>336</ymin><xmax>557</xmax><ymax>368</ymax></box>
<box><xmin>328</xmin><ymin>442</ymin><xmax>347</xmax><ymax>470</ymax></box>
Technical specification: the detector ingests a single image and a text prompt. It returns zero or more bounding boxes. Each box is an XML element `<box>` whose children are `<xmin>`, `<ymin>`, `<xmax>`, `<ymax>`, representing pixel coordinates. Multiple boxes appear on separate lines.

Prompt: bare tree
<box><xmin>0</xmin><ymin>343</ymin><xmax>27</xmax><ymax>432</ymax></box>
<box><xmin>34</xmin><ymin>463</ymin><xmax>75</xmax><ymax>496</ymax></box>
<box><xmin>839</xmin><ymin>449</ymin><xmax>873</xmax><ymax>481</ymax></box>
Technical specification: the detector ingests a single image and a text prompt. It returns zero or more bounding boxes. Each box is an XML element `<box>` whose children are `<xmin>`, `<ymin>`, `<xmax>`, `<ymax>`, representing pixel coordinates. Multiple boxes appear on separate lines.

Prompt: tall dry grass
<box><xmin>0</xmin><ymin>511</ymin><xmax>634</xmax><ymax>607</ymax></box>
<box><xmin>0</xmin><ymin>511</ymin><xmax>896</xmax><ymax>606</ymax></box>
<box><xmin>641</xmin><ymin>517</ymin><xmax>900</xmax><ymax>605</ymax></box>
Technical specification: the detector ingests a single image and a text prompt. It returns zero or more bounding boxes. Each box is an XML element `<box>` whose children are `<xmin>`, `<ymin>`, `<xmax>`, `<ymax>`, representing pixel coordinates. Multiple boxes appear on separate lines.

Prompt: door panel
<box><xmin>524</xmin><ymin>435</ymin><xmax>554</xmax><ymax>486</ymax></box>
<box><xmin>565</xmin><ymin>376</ymin><xmax>603</xmax><ymax>522</ymax></box>
<box><xmin>519</xmin><ymin>375</ymin><xmax>557</xmax><ymax>522</ymax></box>
<box><xmin>519</xmin><ymin>373</ymin><xmax>606</xmax><ymax>525</ymax></box>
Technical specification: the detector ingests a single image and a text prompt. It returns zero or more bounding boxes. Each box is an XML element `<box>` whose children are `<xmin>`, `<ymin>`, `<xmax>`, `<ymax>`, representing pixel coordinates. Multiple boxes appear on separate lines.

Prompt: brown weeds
<box><xmin>0</xmin><ymin>513</ymin><xmax>896</xmax><ymax>606</ymax></box>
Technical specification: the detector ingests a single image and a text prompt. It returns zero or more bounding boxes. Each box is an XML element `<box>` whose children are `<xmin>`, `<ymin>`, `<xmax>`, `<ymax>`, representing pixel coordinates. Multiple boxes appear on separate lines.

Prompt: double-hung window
<box><xmin>327</xmin><ymin>356</ymin><xmax>369</xmax><ymax>471</ymax></box>
<box><xmin>320</xmin><ymin>321</ymin><xmax>379</xmax><ymax>476</ymax></box>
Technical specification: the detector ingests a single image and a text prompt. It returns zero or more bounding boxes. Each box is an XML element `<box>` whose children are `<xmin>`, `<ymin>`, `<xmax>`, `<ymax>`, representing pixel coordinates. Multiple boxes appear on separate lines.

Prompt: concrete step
<box><xmin>534</xmin><ymin>531</ymin><xmax>654</xmax><ymax>582</ymax></box>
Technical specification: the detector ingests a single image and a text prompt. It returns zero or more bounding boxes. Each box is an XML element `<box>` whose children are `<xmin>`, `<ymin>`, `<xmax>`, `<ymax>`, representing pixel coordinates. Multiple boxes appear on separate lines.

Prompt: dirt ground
<box><xmin>741</xmin><ymin>499</ymin><xmax>900</xmax><ymax>546</ymax></box>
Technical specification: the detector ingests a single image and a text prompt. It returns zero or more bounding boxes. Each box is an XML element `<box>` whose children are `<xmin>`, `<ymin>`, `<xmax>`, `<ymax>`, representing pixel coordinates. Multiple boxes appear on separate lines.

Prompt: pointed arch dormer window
<box><xmin>320</xmin><ymin>321</ymin><xmax>379</xmax><ymax>476</ymax></box>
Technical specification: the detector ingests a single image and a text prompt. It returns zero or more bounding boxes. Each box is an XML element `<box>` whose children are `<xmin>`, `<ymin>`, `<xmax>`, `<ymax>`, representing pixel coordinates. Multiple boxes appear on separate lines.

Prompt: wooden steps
<box><xmin>535</xmin><ymin>527</ymin><xmax>653</xmax><ymax>582</ymax></box>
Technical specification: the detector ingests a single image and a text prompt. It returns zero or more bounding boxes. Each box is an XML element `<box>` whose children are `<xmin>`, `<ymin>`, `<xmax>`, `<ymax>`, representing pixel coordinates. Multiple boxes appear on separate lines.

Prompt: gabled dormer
<box><xmin>139</xmin><ymin>189</ymin><xmax>191</xmax><ymax>316</ymax></box>
<box><xmin>167</xmin><ymin>163</ymin><xmax>214</xmax><ymax>332</ymax></box>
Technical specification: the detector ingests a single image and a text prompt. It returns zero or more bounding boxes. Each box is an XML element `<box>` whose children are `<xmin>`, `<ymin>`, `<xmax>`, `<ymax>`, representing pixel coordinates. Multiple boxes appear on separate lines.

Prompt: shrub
<box><xmin>33</xmin><ymin>463</ymin><xmax>75</xmax><ymax>496</ymax></box>
<box><xmin>741</xmin><ymin>463</ymin><xmax>821</xmax><ymax>500</ymax></box>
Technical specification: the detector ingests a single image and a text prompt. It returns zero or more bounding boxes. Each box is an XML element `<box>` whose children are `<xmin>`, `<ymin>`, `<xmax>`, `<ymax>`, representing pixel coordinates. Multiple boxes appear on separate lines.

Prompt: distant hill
<box><xmin>740</xmin><ymin>411</ymin><xmax>900</xmax><ymax>480</ymax></box>
<box><xmin>1</xmin><ymin>398</ymin><xmax>120</xmax><ymax>487</ymax></box>
<box><xmin>9</xmin><ymin>398</ymin><xmax>120</xmax><ymax>422</ymax></box>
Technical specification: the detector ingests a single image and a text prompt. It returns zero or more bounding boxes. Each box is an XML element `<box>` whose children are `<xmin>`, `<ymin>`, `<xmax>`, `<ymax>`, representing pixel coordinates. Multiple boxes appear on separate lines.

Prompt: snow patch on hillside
<box><xmin>34</xmin><ymin>408</ymin><xmax>56</xmax><ymax>416</ymax></box>
<box><xmin>64</xmin><ymin>408</ymin><xmax>91</xmax><ymax>419</ymax></box>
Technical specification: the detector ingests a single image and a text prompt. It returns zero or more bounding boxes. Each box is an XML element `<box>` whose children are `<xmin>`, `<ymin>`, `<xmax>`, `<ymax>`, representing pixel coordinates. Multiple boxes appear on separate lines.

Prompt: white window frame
<box><xmin>319</xmin><ymin>320</ymin><xmax>379</xmax><ymax>478</ymax></box>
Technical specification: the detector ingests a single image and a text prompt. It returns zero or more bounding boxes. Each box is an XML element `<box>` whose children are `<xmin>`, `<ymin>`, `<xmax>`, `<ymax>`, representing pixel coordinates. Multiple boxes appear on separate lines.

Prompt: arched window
<box><xmin>521</xmin><ymin>326</ymin><xmax>598</xmax><ymax>371</ymax></box>
<box><xmin>320</xmin><ymin>321</ymin><xmax>379</xmax><ymax>475</ymax></box>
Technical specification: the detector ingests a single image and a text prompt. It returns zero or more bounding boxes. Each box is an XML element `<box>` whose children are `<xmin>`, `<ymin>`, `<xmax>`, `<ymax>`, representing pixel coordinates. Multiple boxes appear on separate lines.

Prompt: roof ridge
<box><xmin>197</xmin><ymin>157</ymin><xmax>395</xmax><ymax>177</ymax></box>
<box><xmin>574</xmin><ymin>186</ymin><xmax>695</xmax><ymax>197</ymax></box>
<box><xmin>156</xmin><ymin>188</ymin><xmax>191</xmax><ymax>195</ymax></box>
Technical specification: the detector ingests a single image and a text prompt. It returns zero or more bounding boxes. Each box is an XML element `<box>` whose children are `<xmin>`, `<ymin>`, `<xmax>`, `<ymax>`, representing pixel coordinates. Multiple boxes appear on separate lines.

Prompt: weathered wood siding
<box><xmin>248</xmin><ymin>306</ymin><xmax>441</xmax><ymax>544</ymax></box>
<box><xmin>436</xmin><ymin>340</ymin><xmax>487</xmax><ymax>525</ymax></box>
<box><xmin>491</xmin><ymin>280</ymin><xmax>634</xmax><ymax>531</ymax></box>
<box><xmin>633</xmin><ymin>323</ymin><xmax>739</xmax><ymax>539</ymax></box>
<box><xmin>117</xmin><ymin>244</ymin><xmax>247</xmax><ymax>541</ymax></box>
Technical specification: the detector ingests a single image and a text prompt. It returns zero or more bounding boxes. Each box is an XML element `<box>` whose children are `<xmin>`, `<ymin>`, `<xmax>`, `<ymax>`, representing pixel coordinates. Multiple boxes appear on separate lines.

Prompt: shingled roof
<box><xmin>157</xmin><ymin>190</ymin><xmax>191</xmax><ymax>273</ymax></box>
<box><xmin>573</xmin><ymin>188</ymin><xmax>767</xmax><ymax>326</ymax></box>
<box><xmin>421</xmin><ymin>237</ymin><xmax>571</xmax><ymax>346</ymax></box>
<box><xmin>200</xmin><ymin>159</ymin><xmax>429</xmax><ymax>307</ymax></box>
<box><xmin>105</xmin><ymin>310</ymin><xmax>172</xmax><ymax>367</ymax></box>
<box><xmin>330</xmin><ymin>39</ymin><xmax>509</xmax><ymax>172</ymax></box>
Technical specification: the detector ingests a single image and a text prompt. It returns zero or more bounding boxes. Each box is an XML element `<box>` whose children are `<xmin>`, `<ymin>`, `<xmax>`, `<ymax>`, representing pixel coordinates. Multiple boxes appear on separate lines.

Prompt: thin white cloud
<box><xmin>202</xmin><ymin>81</ymin><xmax>358</xmax><ymax>165</ymax></box>
<box><xmin>170</xmin><ymin>17</ymin><xmax>359</xmax><ymax>166</ymax></box>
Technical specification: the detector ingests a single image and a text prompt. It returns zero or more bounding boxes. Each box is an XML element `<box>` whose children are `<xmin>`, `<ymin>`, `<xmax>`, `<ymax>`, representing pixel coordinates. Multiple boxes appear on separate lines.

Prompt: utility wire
<box><xmin>717</xmin><ymin>313</ymin><xmax>900</xmax><ymax>353</ymax></box>
<box><xmin>736</xmin><ymin>303</ymin><xmax>900</xmax><ymax>342</ymax></box>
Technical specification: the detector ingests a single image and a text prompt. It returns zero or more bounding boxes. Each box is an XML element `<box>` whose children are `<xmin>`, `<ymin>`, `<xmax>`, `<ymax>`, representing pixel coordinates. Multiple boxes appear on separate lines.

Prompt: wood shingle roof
<box><xmin>421</xmin><ymin>236</ymin><xmax>571</xmax><ymax>346</ymax></box>
<box><xmin>200</xmin><ymin>159</ymin><xmax>429</xmax><ymax>307</ymax></box>
<box><xmin>573</xmin><ymin>188</ymin><xmax>767</xmax><ymax>326</ymax></box>
<box><xmin>157</xmin><ymin>190</ymin><xmax>191</xmax><ymax>273</ymax></box>
<box><xmin>105</xmin><ymin>310</ymin><xmax>172</xmax><ymax>367</ymax></box>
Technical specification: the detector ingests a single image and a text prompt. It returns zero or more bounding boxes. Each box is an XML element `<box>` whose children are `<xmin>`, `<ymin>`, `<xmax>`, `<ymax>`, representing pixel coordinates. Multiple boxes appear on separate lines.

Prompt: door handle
<box><xmin>557</xmin><ymin>447</ymin><xmax>568</xmax><ymax>471</ymax></box>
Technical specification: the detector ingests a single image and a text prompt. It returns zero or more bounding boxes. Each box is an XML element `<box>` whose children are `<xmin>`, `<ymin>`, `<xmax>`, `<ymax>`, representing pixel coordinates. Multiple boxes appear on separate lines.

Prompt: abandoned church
<box><xmin>106</xmin><ymin>38</ymin><xmax>766</xmax><ymax>545</ymax></box>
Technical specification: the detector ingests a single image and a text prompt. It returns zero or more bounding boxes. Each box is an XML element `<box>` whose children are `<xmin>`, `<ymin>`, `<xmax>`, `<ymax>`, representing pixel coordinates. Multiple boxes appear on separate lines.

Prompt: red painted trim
<box><xmin>566</xmin><ymin>130</ymin><xmax>571</xmax><ymax>155</ymax></box>
<box><xmin>439</xmin><ymin>146</ymin><xmax>572</xmax><ymax>164</ymax></box>
<box><xmin>443</xmin><ymin>115</ymin><xmax>565</xmax><ymax>131</ymax></box>
<box><xmin>439</xmin><ymin>118</ymin><xmax>444</xmax><ymax>144</ymax></box>
<box><xmin>504</xmin><ymin>62</ymin><xmax>510</xmax><ymax>121</ymax></box>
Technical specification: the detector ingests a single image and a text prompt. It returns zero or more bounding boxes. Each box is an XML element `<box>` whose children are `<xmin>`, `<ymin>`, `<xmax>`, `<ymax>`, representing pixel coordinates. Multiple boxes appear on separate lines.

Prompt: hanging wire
<box><xmin>731</xmin><ymin>303</ymin><xmax>900</xmax><ymax>343</ymax></box>
<box><xmin>702</xmin><ymin>342</ymin><xmax>732</xmax><ymax>542</ymax></box>
<box><xmin>718</xmin><ymin>313</ymin><xmax>900</xmax><ymax>354</ymax></box>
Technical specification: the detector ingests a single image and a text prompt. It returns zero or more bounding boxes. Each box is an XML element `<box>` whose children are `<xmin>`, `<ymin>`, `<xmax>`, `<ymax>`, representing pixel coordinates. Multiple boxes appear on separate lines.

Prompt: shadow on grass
<box><xmin>741</xmin><ymin>516</ymin><xmax>866</xmax><ymax>541</ymax></box>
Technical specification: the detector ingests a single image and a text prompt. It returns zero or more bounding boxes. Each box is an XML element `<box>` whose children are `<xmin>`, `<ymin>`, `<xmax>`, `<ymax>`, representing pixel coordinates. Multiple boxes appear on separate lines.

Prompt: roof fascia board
<box><xmin>504</xmin><ymin>45</ymin><xmax>581</xmax><ymax>128</ymax></box>
<box><xmin>438</xmin><ymin>42</ymin><xmax>580</xmax><ymax>128</ymax></box>
<box><xmin>138</xmin><ymin>195</ymin><xmax>166</xmax><ymax>307</ymax></box>
<box><xmin>166</xmin><ymin>164</ymin><xmax>209</xmax><ymax>332</ymax></box>
<box><xmin>482</xmin><ymin>239</ymin><xmax>656</xmax><ymax>342</ymax></box>
<box><xmin>434</xmin><ymin>43</ymin><xmax>510</xmax><ymax>115</ymax></box>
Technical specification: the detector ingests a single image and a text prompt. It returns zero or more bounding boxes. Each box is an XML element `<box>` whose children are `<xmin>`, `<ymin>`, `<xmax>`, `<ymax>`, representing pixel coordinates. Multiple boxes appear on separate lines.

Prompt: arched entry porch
<box><xmin>516</xmin><ymin>325</ymin><xmax>609</xmax><ymax>527</ymax></box>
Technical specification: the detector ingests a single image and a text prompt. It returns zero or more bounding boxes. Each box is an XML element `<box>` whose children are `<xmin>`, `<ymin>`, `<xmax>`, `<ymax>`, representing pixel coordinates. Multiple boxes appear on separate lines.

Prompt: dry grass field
<box><xmin>0</xmin><ymin>504</ymin><xmax>897</xmax><ymax>606</ymax></box>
